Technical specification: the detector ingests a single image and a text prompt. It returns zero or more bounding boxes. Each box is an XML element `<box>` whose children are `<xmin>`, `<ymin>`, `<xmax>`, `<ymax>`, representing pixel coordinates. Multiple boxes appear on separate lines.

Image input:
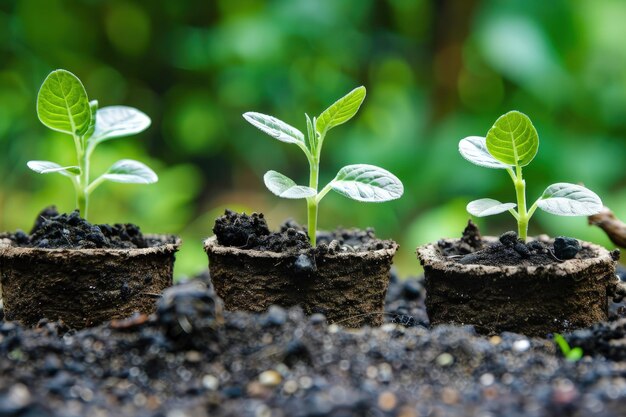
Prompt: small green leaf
<box><xmin>467</xmin><ymin>198</ymin><xmax>516</xmax><ymax>217</ymax></box>
<box><xmin>37</xmin><ymin>69</ymin><xmax>91</xmax><ymax>137</ymax></box>
<box><xmin>263</xmin><ymin>170</ymin><xmax>316</xmax><ymax>199</ymax></box>
<box><xmin>486</xmin><ymin>111</ymin><xmax>538</xmax><ymax>167</ymax></box>
<box><xmin>567</xmin><ymin>347</ymin><xmax>583</xmax><ymax>362</ymax></box>
<box><xmin>101</xmin><ymin>159</ymin><xmax>158</xmax><ymax>184</ymax></box>
<box><xmin>27</xmin><ymin>161</ymin><xmax>79</xmax><ymax>177</ymax></box>
<box><xmin>536</xmin><ymin>183</ymin><xmax>602</xmax><ymax>216</ymax></box>
<box><xmin>316</xmin><ymin>86</ymin><xmax>366</xmax><ymax>135</ymax></box>
<box><xmin>90</xmin><ymin>106</ymin><xmax>151</xmax><ymax>143</ymax></box>
<box><xmin>243</xmin><ymin>112</ymin><xmax>305</xmax><ymax>146</ymax></box>
<box><xmin>83</xmin><ymin>100</ymin><xmax>99</xmax><ymax>140</ymax></box>
<box><xmin>330</xmin><ymin>164</ymin><xmax>403</xmax><ymax>202</ymax></box>
<box><xmin>459</xmin><ymin>136</ymin><xmax>511</xmax><ymax>169</ymax></box>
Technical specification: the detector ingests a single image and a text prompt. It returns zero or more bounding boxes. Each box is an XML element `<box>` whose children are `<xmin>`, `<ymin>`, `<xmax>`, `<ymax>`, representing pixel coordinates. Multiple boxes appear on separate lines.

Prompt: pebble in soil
<box><xmin>4</xmin><ymin>206</ymin><xmax>157</xmax><ymax>249</ymax></box>
<box><xmin>213</xmin><ymin>209</ymin><xmax>396</xmax><ymax>254</ymax></box>
<box><xmin>1</xmin><ymin>273</ymin><xmax>626</xmax><ymax>416</ymax></box>
<box><xmin>440</xmin><ymin>221</ymin><xmax>591</xmax><ymax>267</ymax></box>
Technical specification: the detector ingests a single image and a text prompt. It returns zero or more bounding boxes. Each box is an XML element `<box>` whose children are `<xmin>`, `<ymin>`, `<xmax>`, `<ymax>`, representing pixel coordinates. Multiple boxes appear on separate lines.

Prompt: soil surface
<box><xmin>0</xmin><ymin>271</ymin><xmax>625</xmax><ymax>416</ymax></box>
<box><xmin>438</xmin><ymin>221</ymin><xmax>608</xmax><ymax>267</ymax></box>
<box><xmin>213</xmin><ymin>210</ymin><xmax>395</xmax><ymax>253</ymax></box>
<box><xmin>4</xmin><ymin>206</ymin><xmax>154</xmax><ymax>249</ymax></box>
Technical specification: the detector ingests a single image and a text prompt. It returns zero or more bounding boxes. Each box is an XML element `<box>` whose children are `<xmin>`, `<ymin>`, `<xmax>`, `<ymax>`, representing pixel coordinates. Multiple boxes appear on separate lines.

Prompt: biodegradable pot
<box><xmin>204</xmin><ymin>236</ymin><xmax>398</xmax><ymax>327</ymax></box>
<box><xmin>417</xmin><ymin>237</ymin><xmax>618</xmax><ymax>336</ymax></box>
<box><xmin>0</xmin><ymin>235</ymin><xmax>181</xmax><ymax>329</ymax></box>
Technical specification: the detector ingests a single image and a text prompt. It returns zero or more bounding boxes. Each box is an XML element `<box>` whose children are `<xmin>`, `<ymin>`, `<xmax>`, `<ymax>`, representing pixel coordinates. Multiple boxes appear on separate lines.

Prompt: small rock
<box><xmin>293</xmin><ymin>254</ymin><xmax>316</xmax><ymax>275</ymax></box>
<box><xmin>259</xmin><ymin>370</ymin><xmax>282</xmax><ymax>387</ymax></box>
<box><xmin>513</xmin><ymin>339</ymin><xmax>531</xmax><ymax>352</ymax></box>
<box><xmin>499</xmin><ymin>231</ymin><xmax>518</xmax><ymax>247</ymax></box>
<box><xmin>554</xmin><ymin>237</ymin><xmax>581</xmax><ymax>260</ymax></box>
<box><xmin>436</xmin><ymin>352</ymin><xmax>454</xmax><ymax>367</ymax></box>
<box><xmin>262</xmin><ymin>306</ymin><xmax>287</xmax><ymax>327</ymax></box>
<box><xmin>202</xmin><ymin>375</ymin><xmax>219</xmax><ymax>391</ymax></box>
<box><xmin>309</xmin><ymin>314</ymin><xmax>326</xmax><ymax>325</ymax></box>
<box><xmin>402</xmin><ymin>280</ymin><xmax>422</xmax><ymax>300</ymax></box>
<box><xmin>377</xmin><ymin>391</ymin><xmax>397</xmax><ymax>411</ymax></box>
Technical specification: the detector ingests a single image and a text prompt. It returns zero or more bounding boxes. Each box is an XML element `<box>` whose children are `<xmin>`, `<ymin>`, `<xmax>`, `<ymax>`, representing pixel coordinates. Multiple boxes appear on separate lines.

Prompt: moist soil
<box><xmin>213</xmin><ymin>210</ymin><xmax>396</xmax><ymax>253</ymax></box>
<box><xmin>4</xmin><ymin>206</ymin><xmax>156</xmax><ymax>250</ymax></box>
<box><xmin>1</xmin><ymin>271</ymin><xmax>626</xmax><ymax>417</ymax></box>
<box><xmin>208</xmin><ymin>210</ymin><xmax>397</xmax><ymax>327</ymax></box>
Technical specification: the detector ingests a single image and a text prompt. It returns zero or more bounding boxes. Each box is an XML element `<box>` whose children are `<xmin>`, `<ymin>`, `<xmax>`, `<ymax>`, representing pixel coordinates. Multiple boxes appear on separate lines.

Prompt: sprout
<box><xmin>30</xmin><ymin>69</ymin><xmax>157</xmax><ymax>219</ymax></box>
<box><xmin>243</xmin><ymin>87</ymin><xmax>403</xmax><ymax>246</ymax></box>
<box><xmin>459</xmin><ymin>111</ymin><xmax>602</xmax><ymax>241</ymax></box>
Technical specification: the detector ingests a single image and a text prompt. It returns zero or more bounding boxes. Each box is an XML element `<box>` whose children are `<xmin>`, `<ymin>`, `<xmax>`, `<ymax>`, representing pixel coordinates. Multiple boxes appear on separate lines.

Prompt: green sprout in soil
<box><xmin>243</xmin><ymin>86</ymin><xmax>404</xmax><ymax>246</ymax></box>
<box><xmin>554</xmin><ymin>333</ymin><xmax>583</xmax><ymax>362</ymax></box>
<box><xmin>459</xmin><ymin>110</ymin><xmax>602</xmax><ymax>241</ymax></box>
<box><xmin>29</xmin><ymin>69</ymin><xmax>157</xmax><ymax>220</ymax></box>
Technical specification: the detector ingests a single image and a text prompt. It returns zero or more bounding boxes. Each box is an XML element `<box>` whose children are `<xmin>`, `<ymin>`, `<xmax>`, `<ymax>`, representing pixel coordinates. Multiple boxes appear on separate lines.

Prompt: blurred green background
<box><xmin>2</xmin><ymin>0</ymin><xmax>626</xmax><ymax>278</ymax></box>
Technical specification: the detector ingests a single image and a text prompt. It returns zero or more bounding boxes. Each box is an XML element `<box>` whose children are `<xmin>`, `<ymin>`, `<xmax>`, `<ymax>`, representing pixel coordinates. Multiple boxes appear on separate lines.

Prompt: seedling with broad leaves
<box><xmin>459</xmin><ymin>111</ymin><xmax>602</xmax><ymax>241</ymax></box>
<box><xmin>243</xmin><ymin>86</ymin><xmax>404</xmax><ymax>246</ymax></box>
<box><xmin>30</xmin><ymin>69</ymin><xmax>157</xmax><ymax>220</ymax></box>
<box><xmin>554</xmin><ymin>333</ymin><xmax>583</xmax><ymax>362</ymax></box>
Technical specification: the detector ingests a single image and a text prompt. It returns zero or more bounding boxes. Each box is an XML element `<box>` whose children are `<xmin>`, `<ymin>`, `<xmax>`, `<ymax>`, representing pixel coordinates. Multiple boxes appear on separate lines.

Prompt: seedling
<box><xmin>459</xmin><ymin>111</ymin><xmax>602</xmax><ymax>241</ymax></box>
<box><xmin>243</xmin><ymin>86</ymin><xmax>403</xmax><ymax>246</ymax></box>
<box><xmin>554</xmin><ymin>333</ymin><xmax>583</xmax><ymax>362</ymax></box>
<box><xmin>29</xmin><ymin>69</ymin><xmax>157</xmax><ymax>220</ymax></box>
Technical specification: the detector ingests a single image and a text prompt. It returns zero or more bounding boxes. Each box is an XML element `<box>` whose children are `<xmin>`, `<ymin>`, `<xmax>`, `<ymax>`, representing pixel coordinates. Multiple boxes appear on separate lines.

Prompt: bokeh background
<box><xmin>2</xmin><ymin>0</ymin><xmax>626</xmax><ymax>278</ymax></box>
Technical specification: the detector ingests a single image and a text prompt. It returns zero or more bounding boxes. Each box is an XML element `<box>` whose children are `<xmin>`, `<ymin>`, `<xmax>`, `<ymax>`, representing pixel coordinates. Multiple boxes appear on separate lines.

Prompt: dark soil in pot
<box><xmin>418</xmin><ymin>221</ymin><xmax>620</xmax><ymax>337</ymax></box>
<box><xmin>205</xmin><ymin>210</ymin><xmax>398</xmax><ymax>327</ymax></box>
<box><xmin>0</xmin><ymin>207</ymin><xmax>180</xmax><ymax>329</ymax></box>
<box><xmin>0</xmin><ymin>273</ymin><xmax>625</xmax><ymax>417</ymax></box>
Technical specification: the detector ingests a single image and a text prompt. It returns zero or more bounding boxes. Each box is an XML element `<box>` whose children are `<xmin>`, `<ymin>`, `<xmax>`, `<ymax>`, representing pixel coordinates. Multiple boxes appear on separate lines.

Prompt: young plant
<box><xmin>459</xmin><ymin>110</ymin><xmax>602</xmax><ymax>241</ymax></box>
<box><xmin>554</xmin><ymin>333</ymin><xmax>583</xmax><ymax>362</ymax></box>
<box><xmin>29</xmin><ymin>69</ymin><xmax>157</xmax><ymax>220</ymax></box>
<box><xmin>243</xmin><ymin>86</ymin><xmax>404</xmax><ymax>246</ymax></box>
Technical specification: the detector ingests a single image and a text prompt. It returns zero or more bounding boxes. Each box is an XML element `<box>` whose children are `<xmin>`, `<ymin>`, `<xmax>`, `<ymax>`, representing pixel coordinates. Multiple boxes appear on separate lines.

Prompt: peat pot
<box><xmin>417</xmin><ymin>237</ymin><xmax>619</xmax><ymax>337</ymax></box>
<box><xmin>0</xmin><ymin>235</ymin><xmax>181</xmax><ymax>329</ymax></box>
<box><xmin>204</xmin><ymin>236</ymin><xmax>398</xmax><ymax>327</ymax></box>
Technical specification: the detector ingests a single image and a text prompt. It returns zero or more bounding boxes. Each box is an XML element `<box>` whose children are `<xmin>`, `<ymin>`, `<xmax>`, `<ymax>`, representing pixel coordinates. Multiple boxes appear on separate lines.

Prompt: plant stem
<box><xmin>514</xmin><ymin>165</ymin><xmax>528</xmax><ymax>241</ymax></box>
<box><xmin>73</xmin><ymin>134</ymin><xmax>89</xmax><ymax>219</ymax></box>
<box><xmin>307</xmin><ymin>155</ymin><xmax>319</xmax><ymax>246</ymax></box>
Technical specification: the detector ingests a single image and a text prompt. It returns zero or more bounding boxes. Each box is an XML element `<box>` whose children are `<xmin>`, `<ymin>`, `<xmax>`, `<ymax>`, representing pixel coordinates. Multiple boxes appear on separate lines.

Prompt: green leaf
<box><xmin>330</xmin><ymin>164</ymin><xmax>403</xmax><ymax>202</ymax></box>
<box><xmin>567</xmin><ymin>347</ymin><xmax>583</xmax><ymax>362</ymax></box>
<box><xmin>101</xmin><ymin>159</ymin><xmax>158</xmax><ymax>184</ymax></box>
<box><xmin>305</xmin><ymin>113</ymin><xmax>316</xmax><ymax>151</ymax></box>
<box><xmin>467</xmin><ymin>198</ymin><xmax>516</xmax><ymax>217</ymax></box>
<box><xmin>459</xmin><ymin>136</ymin><xmax>511</xmax><ymax>169</ymax></box>
<box><xmin>37</xmin><ymin>69</ymin><xmax>91</xmax><ymax>137</ymax></box>
<box><xmin>27</xmin><ymin>161</ymin><xmax>80</xmax><ymax>177</ymax></box>
<box><xmin>263</xmin><ymin>170</ymin><xmax>316</xmax><ymax>199</ymax></box>
<box><xmin>316</xmin><ymin>86</ymin><xmax>366</xmax><ymax>135</ymax></box>
<box><xmin>486</xmin><ymin>110</ymin><xmax>538</xmax><ymax>167</ymax></box>
<box><xmin>243</xmin><ymin>112</ymin><xmax>305</xmax><ymax>146</ymax></box>
<box><xmin>536</xmin><ymin>183</ymin><xmax>602</xmax><ymax>216</ymax></box>
<box><xmin>90</xmin><ymin>106</ymin><xmax>151</xmax><ymax>143</ymax></box>
<box><xmin>83</xmin><ymin>100</ymin><xmax>99</xmax><ymax>140</ymax></box>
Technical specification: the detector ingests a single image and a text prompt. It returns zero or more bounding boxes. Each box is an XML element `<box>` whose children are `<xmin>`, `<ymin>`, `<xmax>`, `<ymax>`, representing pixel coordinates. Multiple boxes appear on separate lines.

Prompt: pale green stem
<box><xmin>307</xmin><ymin>155</ymin><xmax>319</xmax><ymax>246</ymax></box>
<box><xmin>73</xmin><ymin>134</ymin><xmax>89</xmax><ymax>219</ymax></box>
<box><xmin>513</xmin><ymin>164</ymin><xmax>528</xmax><ymax>241</ymax></box>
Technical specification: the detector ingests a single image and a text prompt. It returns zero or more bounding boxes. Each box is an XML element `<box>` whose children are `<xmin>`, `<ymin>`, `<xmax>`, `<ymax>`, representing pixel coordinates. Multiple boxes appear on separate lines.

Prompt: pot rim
<box><xmin>204</xmin><ymin>235</ymin><xmax>398</xmax><ymax>260</ymax></box>
<box><xmin>0</xmin><ymin>234</ymin><xmax>181</xmax><ymax>259</ymax></box>
<box><xmin>416</xmin><ymin>236</ymin><xmax>614</xmax><ymax>276</ymax></box>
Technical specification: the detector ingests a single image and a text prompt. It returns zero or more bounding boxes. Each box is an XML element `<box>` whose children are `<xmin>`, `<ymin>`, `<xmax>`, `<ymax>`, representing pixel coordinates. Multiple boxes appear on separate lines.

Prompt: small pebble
<box><xmin>554</xmin><ymin>236</ymin><xmax>581</xmax><ymax>260</ymax></box>
<box><xmin>202</xmin><ymin>375</ymin><xmax>219</xmax><ymax>391</ymax></box>
<box><xmin>377</xmin><ymin>391</ymin><xmax>397</xmax><ymax>411</ymax></box>
<box><xmin>436</xmin><ymin>353</ymin><xmax>454</xmax><ymax>367</ymax></box>
<box><xmin>259</xmin><ymin>370</ymin><xmax>282</xmax><ymax>387</ymax></box>
<box><xmin>513</xmin><ymin>339</ymin><xmax>531</xmax><ymax>352</ymax></box>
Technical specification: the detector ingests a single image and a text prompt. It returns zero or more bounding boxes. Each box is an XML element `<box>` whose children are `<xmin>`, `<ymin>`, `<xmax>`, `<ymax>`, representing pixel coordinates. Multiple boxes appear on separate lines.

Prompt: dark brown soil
<box><xmin>0</xmin><ymin>273</ymin><xmax>625</xmax><ymax>417</ymax></box>
<box><xmin>8</xmin><ymin>206</ymin><xmax>153</xmax><ymax>249</ymax></box>
<box><xmin>213</xmin><ymin>210</ymin><xmax>396</xmax><ymax>253</ymax></box>
<box><xmin>418</xmin><ymin>223</ymin><xmax>619</xmax><ymax>336</ymax></box>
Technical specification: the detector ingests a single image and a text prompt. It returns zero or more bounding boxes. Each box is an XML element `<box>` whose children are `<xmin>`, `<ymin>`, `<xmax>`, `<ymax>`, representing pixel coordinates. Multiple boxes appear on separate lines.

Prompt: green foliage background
<box><xmin>1</xmin><ymin>0</ymin><xmax>626</xmax><ymax>278</ymax></box>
